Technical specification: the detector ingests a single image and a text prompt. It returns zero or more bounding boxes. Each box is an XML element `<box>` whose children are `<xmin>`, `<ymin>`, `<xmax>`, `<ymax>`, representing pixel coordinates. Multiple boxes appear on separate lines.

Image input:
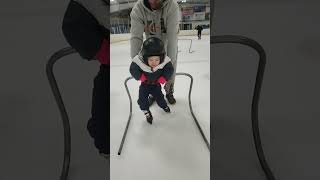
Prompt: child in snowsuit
<box><xmin>129</xmin><ymin>37</ymin><xmax>174</xmax><ymax>124</ymax></box>
<box><xmin>62</xmin><ymin>0</ymin><xmax>109</xmax><ymax>158</ymax></box>
<box><xmin>130</xmin><ymin>0</ymin><xmax>180</xmax><ymax>105</ymax></box>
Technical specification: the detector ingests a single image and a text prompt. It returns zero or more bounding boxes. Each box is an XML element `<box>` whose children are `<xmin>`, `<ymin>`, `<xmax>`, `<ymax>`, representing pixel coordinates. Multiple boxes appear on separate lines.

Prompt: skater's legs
<box><xmin>164</xmin><ymin>50</ymin><xmax>177</xmax><ymax>95</ymax></box>
<box><xmin>138</xmin><ymin>84</ymin><xmax>151</xmax><ymax>111</ymax></box>
<box><xmin>87</xmin><ymin>64</ymin><xmax>109</xmax><ymax>154</ymax></box>
<box><xmin>138</xmin><ymin>84</ymin><xmax>154</xmax><ymax>124</ymax></box>
<box><xmin>151</xmin><ymin>85</ymin><xmax>168</xmax><ymax>109</ymax></box>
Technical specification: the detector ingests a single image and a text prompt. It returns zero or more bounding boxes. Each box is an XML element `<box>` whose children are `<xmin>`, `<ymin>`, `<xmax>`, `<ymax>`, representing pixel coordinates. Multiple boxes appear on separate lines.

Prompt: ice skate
<box><xmin>163</xmin><ymin>106</ymin><xmax>171</xmax><ymax>113</ymax></box>
<box><xmin>144</xmin><ymin>110</ymin><xmax>153</xmax><ymax>124</ymax></box>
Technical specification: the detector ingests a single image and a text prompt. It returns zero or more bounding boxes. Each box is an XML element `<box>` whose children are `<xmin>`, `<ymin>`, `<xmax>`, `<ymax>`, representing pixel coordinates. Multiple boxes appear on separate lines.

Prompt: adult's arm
<box><xmin>130</xmin><ymin>6</ymin><xmax>145</xmax><ymax>59</ymax></box>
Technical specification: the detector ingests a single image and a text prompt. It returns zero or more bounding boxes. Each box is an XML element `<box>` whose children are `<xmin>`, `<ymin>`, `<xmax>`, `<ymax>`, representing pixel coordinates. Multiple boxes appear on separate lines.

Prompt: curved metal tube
<box><xmin>176</xmin><ymin>72</ymin><xmax>210</xmax><ymax>150</ymax></box>
<box><xmin>46</xmin><ymin>47</ymin><xmax>77</xmax><ymax>180</ymax></box>
<box><xmin>117</xmin><ymin>77</ymin><xmax>134</xmax><ymax>155</ymax></box>
<box><xmin>211</xmin><ymin>35</ymin><xmax>276</xmax><ymax>180</ymax></box>
<box><xmin>118</xmin><ymin>73</ymin><xmax>210</xmax><ymax>155</ymax></box>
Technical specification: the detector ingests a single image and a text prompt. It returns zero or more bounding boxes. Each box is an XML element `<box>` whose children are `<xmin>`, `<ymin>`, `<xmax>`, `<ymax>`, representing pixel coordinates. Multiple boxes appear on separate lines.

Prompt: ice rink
<box><xmin>110</xmin><ymin>35</ymin><xmax>210</xmax><ymax>180</ymax></box>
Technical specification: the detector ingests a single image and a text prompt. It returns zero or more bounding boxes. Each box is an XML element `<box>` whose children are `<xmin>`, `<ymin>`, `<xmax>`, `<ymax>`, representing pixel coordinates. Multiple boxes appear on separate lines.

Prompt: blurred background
<box><xmin>110</xmin><ymin>0</ymin><xmax>210</xmax><ymax>34</ymax></box>
<box><xmin>0</xmin><ymin>1</ymin><xmax>106</xmax><ymax>180</ymax></box>
<box><xmin>213</xmin><ymin>0</ymin><xmax>320</xmax><ymax>179</ymax></box>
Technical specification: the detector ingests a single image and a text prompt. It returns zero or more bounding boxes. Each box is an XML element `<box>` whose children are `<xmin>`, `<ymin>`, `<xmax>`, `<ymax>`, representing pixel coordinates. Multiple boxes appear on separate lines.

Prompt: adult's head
<box><xmin>148</xmin><ymin>0</ymin><xmax>163</xmax><ymax>10</ymax></box>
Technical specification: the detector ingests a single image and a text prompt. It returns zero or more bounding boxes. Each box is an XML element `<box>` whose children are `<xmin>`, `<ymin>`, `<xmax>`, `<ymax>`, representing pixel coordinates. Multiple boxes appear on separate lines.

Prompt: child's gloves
<box><xmin>140</xmin><ymin>74</ymin><xmax>147</xmax><ymax>82</ymax></box>
<box><xmin>157</xmin><ymin>76</ymin><xmax>167</xmax><ymax>84</ymax></box>
<box><xmin>95</xmin><ymin>39</ymin><xmax>109</xmax><ymax>64</ymax></box>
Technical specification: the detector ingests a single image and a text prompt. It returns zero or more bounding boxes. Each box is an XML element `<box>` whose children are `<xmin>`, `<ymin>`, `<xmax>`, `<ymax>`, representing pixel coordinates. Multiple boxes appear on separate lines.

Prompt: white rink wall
<box><xmin>111</xmin><ymin>29</ymin><xmax>210</xmax><ymax>43</ymax></box>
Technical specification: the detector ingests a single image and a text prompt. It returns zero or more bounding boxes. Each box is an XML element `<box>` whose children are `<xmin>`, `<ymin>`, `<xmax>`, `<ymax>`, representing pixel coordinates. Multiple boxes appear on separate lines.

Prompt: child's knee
<box><xmin>138</xmin><ymin>98</ymin><xmax>149</xmax><ymax>110</ymax></box>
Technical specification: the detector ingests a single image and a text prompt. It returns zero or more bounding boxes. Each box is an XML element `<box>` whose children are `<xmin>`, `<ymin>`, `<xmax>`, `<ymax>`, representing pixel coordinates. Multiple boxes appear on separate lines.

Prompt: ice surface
<box><xmin>110</xmin><ymin>35</ymin><xmax>210</xmax><ymax>180</ymax></box>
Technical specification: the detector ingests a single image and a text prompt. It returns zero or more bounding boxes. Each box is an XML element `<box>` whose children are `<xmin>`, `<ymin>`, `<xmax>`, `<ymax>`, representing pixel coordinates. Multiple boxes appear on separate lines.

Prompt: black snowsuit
<box><xmin>129</xmin><ymin>55</ymin><xmax>174</xmax><ymax>111</ymax></box>
<box><xmin>62</xmin><ymin>0</ymin><xmax>109</xmax><ymax>154</ymax></box>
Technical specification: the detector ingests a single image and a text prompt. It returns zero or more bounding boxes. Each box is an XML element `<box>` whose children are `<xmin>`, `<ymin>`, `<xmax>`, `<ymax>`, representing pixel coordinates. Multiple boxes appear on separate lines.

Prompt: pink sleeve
<box><xmin>95</xmin><ymin>38</ymin><xmax>109</xmax><ymax>65</ymax></box>
<box><xmin>157</xmin><ymin>76</ymin><xmax>167</xmax><ymax>84</ymax></box>
<box><xmin>140</xmin><ymin>73</ymin><xmax>147</xmax><ymax>82</ymax></box>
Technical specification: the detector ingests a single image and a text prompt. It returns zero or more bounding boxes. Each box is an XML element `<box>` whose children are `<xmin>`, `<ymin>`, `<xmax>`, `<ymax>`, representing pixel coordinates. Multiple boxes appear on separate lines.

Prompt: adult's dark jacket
<box><xmin>62</xmin><ymin>0</ymin><xmax>109</xmax><ymax>60</ymax></box>
<box><xmin>195</xmin><ymin>25</ymin><xmax>203</xmax><ymax>32</ymax></box>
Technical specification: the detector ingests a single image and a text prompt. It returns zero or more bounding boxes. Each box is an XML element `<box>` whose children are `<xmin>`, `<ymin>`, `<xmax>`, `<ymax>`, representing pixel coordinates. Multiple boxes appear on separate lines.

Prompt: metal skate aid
<box><xmin>178</xmin><ymin>38</ymin><xmax>194</xmax><ymax>53</ymax></box>
<box><xmin>46</xmin><ymin>47</ymin><xmax>77</xmax><ymax>180</ymax></box>
<box><xmin>117</xmin><ymin>73</ymin><xmax>210</xmax><ymax>155</ymax></box>
<box><xmin>211</xmin><ymin>35</ymin><xmax>276</xmax><ymax>180</ymax></box>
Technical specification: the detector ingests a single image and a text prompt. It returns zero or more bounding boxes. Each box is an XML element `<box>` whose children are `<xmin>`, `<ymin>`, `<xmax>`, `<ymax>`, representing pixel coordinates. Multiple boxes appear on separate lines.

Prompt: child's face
<box><xmin>147</xmin><ymin>56</ymin><xmax>160</xmax><ymax>68</ymax></box>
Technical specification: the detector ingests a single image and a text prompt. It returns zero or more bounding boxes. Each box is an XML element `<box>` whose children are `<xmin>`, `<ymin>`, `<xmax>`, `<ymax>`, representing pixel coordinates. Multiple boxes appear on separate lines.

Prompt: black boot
<box><xmin>163</xmin><ymin>106</ymin><xmax>171</xmax><ymax>113</ymax></box>
<box><xmin>144</xmin><ymin>110</ymin><xmax>153</xmax><ymax>124</ymax></box>
<box><xmin>100</xmin><ymin>152</ymin><xmax>110</xmax><ymax>159</ymax></box>
<box><xmin>166</xmin><ymin>93</ymin><xmax>176</xmax><ymax>104</ymax></box>
<box><xmin>148</xmin><ymin>95</ymin><xmax>155</xmax><ymax>106</ymax></box>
